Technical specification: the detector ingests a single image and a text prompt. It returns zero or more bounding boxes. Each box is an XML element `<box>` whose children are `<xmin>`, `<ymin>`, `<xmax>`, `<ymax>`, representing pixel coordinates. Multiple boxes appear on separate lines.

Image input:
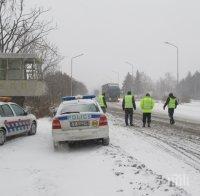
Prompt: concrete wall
<box><xmin>0</xmin><ymin>80</ymin><xmax>47</xmax><ymax>96</ymax></box>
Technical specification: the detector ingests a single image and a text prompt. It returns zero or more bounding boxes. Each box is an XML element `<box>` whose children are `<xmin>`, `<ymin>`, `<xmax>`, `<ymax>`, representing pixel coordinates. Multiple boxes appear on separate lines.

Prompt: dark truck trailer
<box><xmin>102</xmin><ymin>83</ymin><xmax>120</xmax><ymax>102</ymax></box>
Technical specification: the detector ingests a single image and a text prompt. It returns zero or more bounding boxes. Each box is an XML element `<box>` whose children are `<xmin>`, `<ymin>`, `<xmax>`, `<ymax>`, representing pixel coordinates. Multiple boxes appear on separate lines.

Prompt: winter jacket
<box><xmin>164</xmin><ymin>96</ymin><xmax>178</xmax><ymax>109</ymax></box>
<box><xmin>122</xmin><ymin>95</ymin><xmax>136</xmax><ymax>110</ymax></box>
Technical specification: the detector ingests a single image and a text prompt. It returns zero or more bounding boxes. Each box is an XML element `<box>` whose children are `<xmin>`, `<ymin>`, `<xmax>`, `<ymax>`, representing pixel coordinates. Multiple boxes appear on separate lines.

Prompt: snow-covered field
<box><xmin>116</xmin><ymin>99</ymin><xmax>200</xmax><ymax>123</ymax></box>
<box><xmin>1</xmin><ymin>117</ymin><xmax>200</xmax><ymax>196</ymax></box>
<box><xmin>154</xmin><ymin>100</ymin><xmax>200</xmax><ymax>123</ymax></box>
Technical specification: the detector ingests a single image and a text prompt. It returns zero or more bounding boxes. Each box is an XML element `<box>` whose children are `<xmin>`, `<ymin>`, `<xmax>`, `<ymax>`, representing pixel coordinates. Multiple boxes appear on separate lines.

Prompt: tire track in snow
<box><xmin>108</xmin><ymin>106</ymin><xmax>200</xmax><ymax>173</ymax></box>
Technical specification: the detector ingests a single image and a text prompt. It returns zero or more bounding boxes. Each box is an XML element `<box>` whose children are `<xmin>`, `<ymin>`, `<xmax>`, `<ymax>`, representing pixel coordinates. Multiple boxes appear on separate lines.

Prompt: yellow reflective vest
<box><xmin>98</xmin><ymin>95</ymin><xmax>106</xmax><ymax>107</ymax></box>
<box><xmin>140</xmin><ymin>96</ymin><xmax>155</xmax><ymax>113</ymax></box>
<box><xmin>168</xmin><ymin>98</ymin><xmax>176</xmax><ymax>109</ymax></box>
<box><xmin>124</xmin><ymin>95</ymin><xmax>133</xmax><ymax>108</ymax></box>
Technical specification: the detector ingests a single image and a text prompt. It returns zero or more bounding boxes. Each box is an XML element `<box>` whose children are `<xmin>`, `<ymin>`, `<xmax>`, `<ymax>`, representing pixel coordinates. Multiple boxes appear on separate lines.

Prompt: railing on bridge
<box><xmin>0</xmin><ymin>53</ymin><xmax>47</xmax><ymax>97</ymax></box>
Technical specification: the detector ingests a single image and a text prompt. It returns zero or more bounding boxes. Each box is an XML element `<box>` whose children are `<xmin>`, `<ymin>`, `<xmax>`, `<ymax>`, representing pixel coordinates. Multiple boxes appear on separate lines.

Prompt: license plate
<box><xmin>70</xmin><ymin>121</ymin><xmax>89</xmax><ymax>127</ymax></box>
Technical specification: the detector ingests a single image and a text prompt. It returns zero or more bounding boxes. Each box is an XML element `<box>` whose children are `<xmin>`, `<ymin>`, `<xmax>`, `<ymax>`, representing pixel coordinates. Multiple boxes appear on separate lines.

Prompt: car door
<box><xmin>1</xmin><ymin>104</ymin><xmax>16</xmax><ymax>136</ymax></box>
<box><xmin>9</xmin><ymin>104</ymin><xmax>30</xmax><ymax>134</ymax></box>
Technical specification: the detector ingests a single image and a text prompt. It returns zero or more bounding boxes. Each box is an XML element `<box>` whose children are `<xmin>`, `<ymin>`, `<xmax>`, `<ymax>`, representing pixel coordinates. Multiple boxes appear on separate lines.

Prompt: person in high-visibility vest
<box><xmin>98</xmin><ymin>93</ymin><xmax>107</xmax><ymax>113</ymax></box>
<box><xmin>163</xmin><ymin>93</ymin><xmax>178</xmax><ymax>124</ymax></box>
<box><xmin>140</xmin><ymin>93</ymin><xmax>155</xmax><ymax>127</ymax></box>
<box><xmin>122</xmin><ymin>91</ymin><xmax>136</xmax><ymax>126</ymax></box>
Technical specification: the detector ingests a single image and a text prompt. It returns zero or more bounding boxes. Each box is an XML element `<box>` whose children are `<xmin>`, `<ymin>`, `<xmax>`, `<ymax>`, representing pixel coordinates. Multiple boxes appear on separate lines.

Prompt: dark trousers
<box><xmin>143</xmin><ymin>113</ymin><xmax>151</xmax><ymax>125</ymax></box>
<box><xmin>125</xmin><ymin>108</ymin><xmax>133</xmax><ymax>126</ymax></box>
<box><xmin>168</xmin><ymin>108</ymin><xmax>175</xmax><ymax>124</ymax></box>
<box><xmin>101</xmin><ymin>107</ymin><xmax>106</xmax><ymax>113</ymax></box>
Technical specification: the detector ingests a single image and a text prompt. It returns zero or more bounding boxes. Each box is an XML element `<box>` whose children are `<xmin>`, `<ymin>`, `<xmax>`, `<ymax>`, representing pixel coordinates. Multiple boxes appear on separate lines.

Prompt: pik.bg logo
<box><xmin>167</xmin><ymin>174</ymin><xmax>189</xmax><ymax>187</ymax></box>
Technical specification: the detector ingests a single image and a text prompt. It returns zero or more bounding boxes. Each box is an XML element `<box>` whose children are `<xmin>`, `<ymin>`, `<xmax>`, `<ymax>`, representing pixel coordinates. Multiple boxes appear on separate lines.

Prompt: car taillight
<box><xmin>99</xmin><ymin>115</ymin><xmax>108</xmax><ymax>126</ymax></box>
<box><xmin>52</xmin><ymin>118</ymin><xmax>61</xmax><ymax>129</ymax></box>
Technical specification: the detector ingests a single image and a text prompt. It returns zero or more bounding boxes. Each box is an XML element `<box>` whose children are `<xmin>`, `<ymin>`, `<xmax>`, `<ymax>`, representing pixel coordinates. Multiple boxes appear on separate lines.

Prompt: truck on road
<box><xmin>102</xmin><ymin>83</ymin><xmax>120</xmax><ymax>102</ymax></box>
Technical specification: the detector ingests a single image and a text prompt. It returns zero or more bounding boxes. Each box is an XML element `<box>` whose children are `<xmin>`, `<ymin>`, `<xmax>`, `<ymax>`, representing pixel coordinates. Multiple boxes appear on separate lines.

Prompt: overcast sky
<box><xmin>29</xmin><ymin>0</ymin><xmax>200</xmax><ymax>91</ymax></box>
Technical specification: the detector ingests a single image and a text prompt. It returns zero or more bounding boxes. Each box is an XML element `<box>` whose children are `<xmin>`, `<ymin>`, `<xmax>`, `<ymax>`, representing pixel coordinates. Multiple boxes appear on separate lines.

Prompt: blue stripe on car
<box><xmin>58</xmin><ymin>116</ymin><xmax>68</xmax><ymax>120</ymax></box>
<box><xmin>91</xmin><ymin>114</ymin><xmax>101</xmax><ymax>118</ymax></box>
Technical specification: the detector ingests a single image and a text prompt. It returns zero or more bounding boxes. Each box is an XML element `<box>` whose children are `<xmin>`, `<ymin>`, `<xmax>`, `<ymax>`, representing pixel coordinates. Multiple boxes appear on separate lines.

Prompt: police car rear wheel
<box><xmin>0</xmin><ymin>130</ymin><xmax>6</xmax><ymax>145</ymax></box>
<box><xmin>53</xmin><ymin>141</ymin><xmax>60</xmax><ymax>151</ymax></box>
<box><xmin>28</xmin><ymin>123</ymin><xmax>37</xmax><ymax>135</ymax></box>
<box><xmin>102</xmin><ymin>137</ymin><xmax>110</xmax><ymax>146</ymax></box>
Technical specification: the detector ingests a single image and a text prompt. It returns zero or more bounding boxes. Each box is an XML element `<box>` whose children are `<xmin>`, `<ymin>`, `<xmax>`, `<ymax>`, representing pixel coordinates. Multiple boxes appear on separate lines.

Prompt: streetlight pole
<box><xmin>70</xmin><ymin>53</ymin><xmax>84</xmax><ymax>96</ymax></box>
<box><xmin>125</xmin><ymin>61</ymin><xmax>134</xmax><ymax>78</ymax></box>
<box><xmin>164</xmin><ymin>42</ymin><xmax>179</xmax><ymax>85</ymax></box>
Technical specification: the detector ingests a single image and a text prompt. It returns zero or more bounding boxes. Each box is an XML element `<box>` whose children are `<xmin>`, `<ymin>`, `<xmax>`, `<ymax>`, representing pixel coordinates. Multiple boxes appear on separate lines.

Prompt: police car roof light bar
<box><xmin>62</xmin><ymin>96</ymin><xmax>76</xmax><ymax>101</ymax></box>
<box><xmin>62</xmin><ymin>95</ymin><xmax>95</xmax><ymax>101</ymax></box>
<box><xmin>82</xmin><ymin>95</ymin><xmax>96</xmax><ymax>99</ymax></box>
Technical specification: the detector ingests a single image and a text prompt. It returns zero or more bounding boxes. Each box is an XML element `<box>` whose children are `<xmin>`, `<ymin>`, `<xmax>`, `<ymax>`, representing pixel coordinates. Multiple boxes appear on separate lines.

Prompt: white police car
<box><xmin>0</xmin><ymin>101</ymin><xmax>37</xmax><ymax>145</ymax></box>
<box><xmin>52</xmin><ymin>95</ymin><xmax>109</xmax><ymax>149</ymax></box>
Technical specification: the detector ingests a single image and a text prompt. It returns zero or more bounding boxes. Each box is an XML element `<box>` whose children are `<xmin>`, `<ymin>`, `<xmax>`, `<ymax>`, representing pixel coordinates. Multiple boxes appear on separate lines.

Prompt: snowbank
<box><xmin>114</xmin><ymin>99</ymin><xmax>200</xmax><ymax>123</ymax></box>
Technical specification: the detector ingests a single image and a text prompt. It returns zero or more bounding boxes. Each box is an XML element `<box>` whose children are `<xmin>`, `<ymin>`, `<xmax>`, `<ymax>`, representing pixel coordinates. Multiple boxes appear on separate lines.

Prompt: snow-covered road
<box><xmin>115</xmin><ymin>99</ymin><xmax>200</xmax><ymax>124</ymax></box>
<box><xmin>0</xmin><ymin>115</ymin><xmax>199</xmax><ymax>196</ymax></box>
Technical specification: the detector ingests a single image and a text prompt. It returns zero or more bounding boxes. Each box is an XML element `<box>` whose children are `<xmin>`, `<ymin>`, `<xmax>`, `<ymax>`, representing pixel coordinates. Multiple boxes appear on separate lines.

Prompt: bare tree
<box><xmin>44</xmin><ymin>71</ymin><xmax>88</xmax><ymax>105</ymax></box>
<box><xmin>0</xmin><ymin>0</ymin><xmax>62</xmax><ymax>74</ymax></box>
<box><xmin>154</xmin><ymin>73</ymin><xmax>176</xmax><ymax>99</ymax></box>
<box><xmin>0</xmin><ymin>0</ymin><xmax>54</xmax><ymax>52</ymax></box>
<box><xmin>28</xmin><ymin>40</ymin><xmax>63</xmax><ymax>75</ymax></box>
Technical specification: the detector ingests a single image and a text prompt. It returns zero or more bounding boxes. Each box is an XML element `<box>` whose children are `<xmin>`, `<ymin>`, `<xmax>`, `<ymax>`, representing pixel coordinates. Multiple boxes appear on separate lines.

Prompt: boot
<box><xmin>148</xmin><ymin>123</ymin><xmax>151</xmax><ymax>127</ymax></box>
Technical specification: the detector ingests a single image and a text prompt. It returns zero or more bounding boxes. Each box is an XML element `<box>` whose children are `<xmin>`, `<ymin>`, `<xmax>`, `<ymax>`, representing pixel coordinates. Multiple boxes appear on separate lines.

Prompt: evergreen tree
<box><xmin>134</xmin><ymin>70</ymin><xmax>143</xmax><ymax>95</ymax></box>
<box><xmin>122</xmin><ymin>72</ymin><xmax>134</xmax><ymax>94</ymax></box>
<box><xmin>177</xmin><ymin>71</ymin><xmax>200</xmax><ymax>99</ymax></box>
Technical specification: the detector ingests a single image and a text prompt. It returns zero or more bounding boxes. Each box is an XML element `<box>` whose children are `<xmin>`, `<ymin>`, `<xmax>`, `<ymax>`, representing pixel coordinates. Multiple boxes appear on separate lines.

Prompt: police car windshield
<box><xmin>60</xmin><ymin>103</ymin><xmax>99</xmax><ymax>114</ymax></box>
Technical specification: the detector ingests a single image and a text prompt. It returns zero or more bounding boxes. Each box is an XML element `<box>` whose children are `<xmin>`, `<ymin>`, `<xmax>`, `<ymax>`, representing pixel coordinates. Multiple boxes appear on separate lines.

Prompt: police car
<box><xmin>52</xmin><ymin>95</ymin><xmax>109</xmax><ymax>149</ymax></box>
<box><xmin>0</xmin><ymin>101</ymin><xmax>37</xmax><ymax>145</ymax></box>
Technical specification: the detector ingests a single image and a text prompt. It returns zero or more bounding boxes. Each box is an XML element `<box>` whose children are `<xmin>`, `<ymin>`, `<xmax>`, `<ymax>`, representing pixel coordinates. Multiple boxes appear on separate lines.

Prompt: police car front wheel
<box><xmin>0</xmin><ymin>129</ymin><xmax>6</xmax><ymax>145</ymax></box>
<box><xmin>28</xmin><ymin>123</ymin><xmax>37</xmax><ymax>135</ymax></box>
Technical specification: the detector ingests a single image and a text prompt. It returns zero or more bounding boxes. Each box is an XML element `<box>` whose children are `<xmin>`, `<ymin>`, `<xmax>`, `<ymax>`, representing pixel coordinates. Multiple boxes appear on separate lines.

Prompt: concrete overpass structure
<box><xmin>0</xmin><ymin>53</ymin><xmax>47</xmax><ymax>105</ymax></box>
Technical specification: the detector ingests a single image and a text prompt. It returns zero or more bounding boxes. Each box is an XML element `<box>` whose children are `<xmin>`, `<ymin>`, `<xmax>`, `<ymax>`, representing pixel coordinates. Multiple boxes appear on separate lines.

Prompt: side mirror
<box><xmin>23</xmin><ymin>108</ymin><xmax>30</xmax><ymax>115</ymax></box>
<box><xmin>24</xmin><ymin>106</ymin><xmax>32</xmax><ymax>114</ymax></box>
<box><xmin>23</xmin><ymin>111</ymin><xmax>28</xmax><ymax>116</ymax></box>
